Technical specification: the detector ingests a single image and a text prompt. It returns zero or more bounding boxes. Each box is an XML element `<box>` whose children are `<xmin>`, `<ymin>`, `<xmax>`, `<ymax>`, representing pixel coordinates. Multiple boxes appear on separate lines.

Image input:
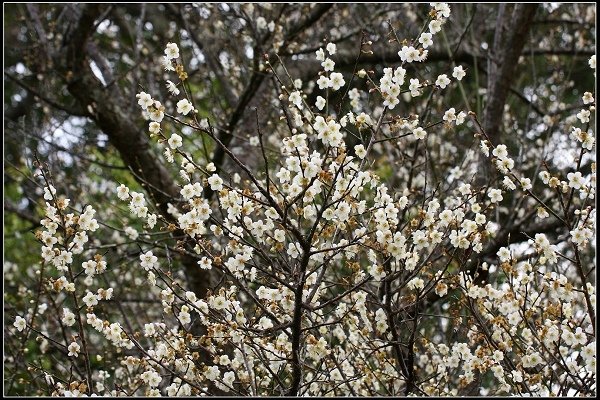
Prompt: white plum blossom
<box><xmin>429</xmin><ymin>19</ymin><xmax>443</xmax><ymax>34</ymax></box>
<box><xmin>116</xmin><ymin>184</ymin><xmax>130</xmax><ymax>200</ymax></box>
<box><xmin>407</xmin><ymin>277</ymin><xmax>425</xmax><ymax>291</ymax></box>
<box><xmin>208</xmin><ymin>174</ymin><xmax>224</xmax><ymax>191</ymax></box>
<box><xmin>576</xmin><ymin>109</ymin><xmax>590</xmax><ymax>124</ymax></box>
<box><xmin>398</xmin><ymin>45</ymin><xmax>420</xmax><ymax>63</ymax></box>
<box><xmin>164</xmin><ymin>42</ymin><xmax>180</xmax><ymax>60</ymax></box>
<box><xmin>321</xmin><ymin>58</ymin><xmax>335</xmax><ymax>72</ymax></box>
<box><xmin>287</xmin><ymin>242</ymin><xmax>300</xmax><ymax>259</ymax></box>
<box><xmin>452</xmin><ymin>65</ymin><xmax>466</xmax><ymax>80</ymax></box>
<box><xmin>354</xmin><ymin>144</ymin><xmax>367</xmax><ymax>159</ymax></box>
<box><xmin>435</xmin><ymin>74</ymin><xmax>451</xmax><ymax>89</ymax></box>
<box><xmin>148</xmin><ymin>101</ymin><xmax>165</xmax><ymax>122</ymax></box>
<box><xmin>255</xmin><ymin>16</ymin><xmax>267</xmax><ymax>30</ymax></box>
<box><xmin>82</xmin><ymin>291</ymin><xmax>99</xmax><ymax>307</ymax></box>
<box><xmin>433</xmin><ymin>2</ymin><xmax>451</xmax><ymax>18</ymax></box>
<box><xmin>409</xmin><ymin>78</ymin><xmax>421</xmax><ymax>96</ymax></box>
<box><xmin>413</xmin><ymin>127</ymin><xmax>427</xmax><ymax>140</ymax></box>
<box><xmin>443</xmin><ymin>107</ymin><xmax>456</xmax><ymax>122</ymax></box>
<box><xmin>488</xmin><ymin>188</ymin><xmax>503</xmax><ymax>203</ymax></box>
<box><xmin>492</xmin><ymin>144</ymin><xmax>508</xmax><ymax>159</ymax></box>
<box><xmin>329</xmin><ymin>72</ymin><xmax>345</xmax><ymax>90</ymax></box>
<box><xmin>176</xmin><ymin>99</ymin><xmax>194</xmax><ymax>115</ymax></box>
<box><xmin>198</xmin><ymin>257</ymin><xmax>212</xmax><ymax>270</ymax></box>
<box><xmin>315</xmin><ymin>48</ymin><xmax>325</xmax><ymax>61</ymax></box>
<box><xmin>68</xmin><ymin>341</ymin><xmax>81</xmax><ymax>357</ymax></box>
<box><xmin>166</xmin><ymin>80</ymin><xmax>180</xmax><ymax>95</ymax></box>
<box><xmin>168</xmin><ymin>133</ymin><xmax>183</xmax><ymax>149</ymax></box>
<box><xmin>160</xmin><ymin>55</ymin><xmax>175</xmax><ymax>71</ymax></box>
<box><xmin>13</xmin><ymin>316</ymin><xmax>26</xmax><ymax>332</ymax></box>
<box><xmin>567</xmin><ymin>171</ymin><xmax>584</xmax><ymax>189</ymax></box>
<box><xmin>288</xmin><ymin>90</ymin><xmax>303</xmax><ymax>109</ymax></box>
<box><xmin>315</xmin><ymin>96</ymin><xmax>326</xmax><ymax>110</ymax></box>
<box><xmin>326</xmin><ymin>42</ymin><xmax>337</xmax><ymax>55</ymax></box>
<box><xmin>419</xmin><ymin>32</ymin><xmax>433</xmax><ymax>48</ymax></box>
<box><xmin>148</xmin><ymin>121</ymin><xmax>160</xmax><ymax>134</ymax></box>
<box><xmin>519</xmin><ymin>177</ymin><xmax>532</xmax><ymax>191</ymax></box>
<box><xmin>136</xmin><ymin>92</ymin><xmax>153</xmax><ymax>109</ymax></box>
<box><xmin>497</xmin><ymin>247</ymin><xmax>512</xmax><ymax>262</ymax></box>
<box><xmin>141</xmin><ymin>369</ymin><xmax>162</xmax><ymax>388</ymax></box>
<box><xmin>317</xmin><ymin>75</ymin><xmax>330</xmax><ymax>90</ymax></box>
<box><xmin>140</xmin><ymin>251</ymin><xmax>158</xmax><ymax>271</ymax></box>
<box><xmin>62</xmin><ymin>309</ymin><xmax>76</xmax><ymax>327</ymax></box>
<box><xmin>582</xmin><ymin>92</ymin><xmax>594</xmax><ymax>104</ymax></box>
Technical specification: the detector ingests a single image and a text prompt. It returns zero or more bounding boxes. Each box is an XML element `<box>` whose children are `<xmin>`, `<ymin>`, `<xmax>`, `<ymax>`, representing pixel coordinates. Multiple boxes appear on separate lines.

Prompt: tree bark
<box><xmin>484</xmin><ymin>4</ymin><xmax>539</xmax><ymax>144</ymax></box>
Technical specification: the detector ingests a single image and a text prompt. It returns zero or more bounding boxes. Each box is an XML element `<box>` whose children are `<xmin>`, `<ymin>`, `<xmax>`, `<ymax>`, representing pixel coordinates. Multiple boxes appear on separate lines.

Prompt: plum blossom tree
<box><xmin>4</xmin><ymin>2</ymin><xmax>596</xmax><ymax>397</ymax></box>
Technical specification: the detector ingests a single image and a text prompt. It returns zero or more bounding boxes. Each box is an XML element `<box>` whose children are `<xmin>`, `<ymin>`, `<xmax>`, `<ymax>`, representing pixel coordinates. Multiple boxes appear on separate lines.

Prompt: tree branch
<box><xmin>207</xmin><ymin>4</ymin><xmax>334</xmax><ymax>199</ymax></box>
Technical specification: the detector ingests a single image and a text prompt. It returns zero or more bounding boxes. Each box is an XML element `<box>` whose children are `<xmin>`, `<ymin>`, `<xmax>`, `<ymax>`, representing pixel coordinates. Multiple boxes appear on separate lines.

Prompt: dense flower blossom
<box><xmin>7</xmin><ymin>3</ymin><xmax>595</xmax><ymax>398</ymax></box>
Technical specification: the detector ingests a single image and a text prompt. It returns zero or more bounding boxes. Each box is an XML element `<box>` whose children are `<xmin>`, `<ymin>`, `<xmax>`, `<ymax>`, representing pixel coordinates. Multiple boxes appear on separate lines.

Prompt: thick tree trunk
<box><xmin>484</xmin><ymin>4</ymin><xmax>539</xmax><ymax>145</ymax></box>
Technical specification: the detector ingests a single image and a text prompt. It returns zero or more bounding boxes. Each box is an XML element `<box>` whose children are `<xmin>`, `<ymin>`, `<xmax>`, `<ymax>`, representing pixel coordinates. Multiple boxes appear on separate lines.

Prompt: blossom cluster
<box><xmin>7</xmin><ymin>3</ymin><xmax>595</xmax><ymax>397</ymax></box>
